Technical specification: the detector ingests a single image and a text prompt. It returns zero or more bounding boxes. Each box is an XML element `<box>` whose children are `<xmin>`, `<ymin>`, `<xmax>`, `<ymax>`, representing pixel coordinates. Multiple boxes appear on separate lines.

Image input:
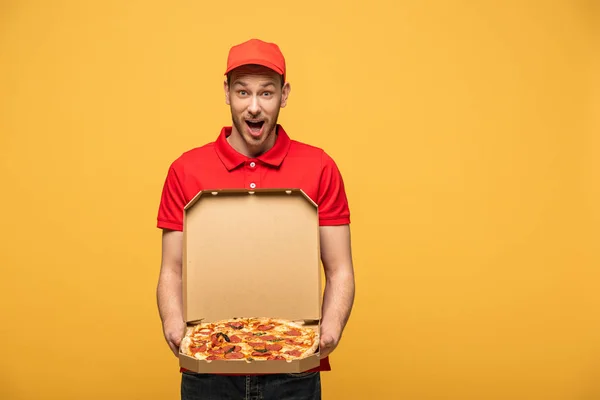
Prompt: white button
<box><xmin>250</xmin><ymin>183</ymin><xmax>256</xmax><ymax>189</ymax></box>
<box><xmin>250</xmin><ymin>162</ymin><xmax>256</xmax><ymax>168</ymax></box>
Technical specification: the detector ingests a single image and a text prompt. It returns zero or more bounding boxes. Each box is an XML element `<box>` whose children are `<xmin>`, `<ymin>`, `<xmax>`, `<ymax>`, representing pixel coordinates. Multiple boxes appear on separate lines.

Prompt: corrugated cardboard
<box><xmin>179</xmin><ymin>188</ymin><xmax>321</xmax><ymax>373</ymax></box>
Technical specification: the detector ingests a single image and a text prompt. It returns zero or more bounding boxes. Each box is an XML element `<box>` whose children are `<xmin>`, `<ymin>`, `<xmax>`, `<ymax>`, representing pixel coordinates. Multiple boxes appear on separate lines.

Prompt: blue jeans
<box><xmin>181</xmin><ymin>371</ymin><xmax>321</xmax><ymax>400</ymax></box>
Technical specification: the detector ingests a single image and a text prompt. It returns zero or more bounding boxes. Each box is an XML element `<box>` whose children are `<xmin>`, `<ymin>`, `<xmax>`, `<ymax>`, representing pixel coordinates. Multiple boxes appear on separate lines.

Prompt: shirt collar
<box><xmin>214</xmin><ymin>124</ymin><xmax>291</xmax><ymax>171</ymax></box>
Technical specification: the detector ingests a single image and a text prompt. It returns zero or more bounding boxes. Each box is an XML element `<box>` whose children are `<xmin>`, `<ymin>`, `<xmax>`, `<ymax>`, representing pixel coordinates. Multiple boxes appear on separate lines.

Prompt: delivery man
<box><xmin>155</xmin><ymin>38</ymin><xmax>355</xmax><ymax>400</ymax></box>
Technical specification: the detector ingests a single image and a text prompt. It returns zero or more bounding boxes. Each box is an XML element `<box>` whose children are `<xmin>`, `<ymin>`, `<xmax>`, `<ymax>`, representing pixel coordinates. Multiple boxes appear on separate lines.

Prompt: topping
<box><xmin>229</xmin><ymin>335</ymin><xmax>242</xmax><ymax>343</ymax></box>
<box><xmin>248</xmin><ymin>342</ymin><xmax>264</xmax><ymax>348</ymax></box>
<box><xmin>229</xmin><ymin>322</ymin><xmax>244</xmax><ymax>330</ymax></box>
<box><xmin>266</xmin><ymin>344</ymin><xmax>282</xmax><ymax>351</ymax></box>
<box><xmin>207</xmin><ymin>355</ymin><xmax>220</xmax><ymax>360</ymax></box>
<box><xmin>259</xmin><ymin>335</ymin><xmax>276</xmax><ymax>341</ymax></box>
<box><xmin>254</xmin><ymin>348</ymin><xmax>269</xmax><ymax>353</ymax></box>
<box><xmin>190</xmin><ymin>344</ymin><xmax>207</xmax><ymax>353</ymax></box>
<box><xmin>252</xmin><ymin>351</ymin><xmax>272</xmax><ymax>357</ymax></box>
<box><xmin>267</xmin><ymin>355</ymin><xmax>286</xmax><ymax>360</ymax></box>
<box><xmin>223</xmin><ymin>345</ymin><xmax>235</xmax><ymax>354</ymax></box>
<box><xmin>285</xmin><ymin>329</ymin><xmax>301</xmax><ymax>336</ymax></box>
<box><xmin>257</xmin><ymin>324</ymin><xmax>274</xmax><ymax>331</ymax></box>
<box><xmin>224</xmin><ymin>352</ymin><xmax>244</xmax><ymax>359</ymax></box>
<box><xmin>253</xmin><ymin>332</ymin><xmax>266</xmax><ymax>336</ymax></box>
<box><xmin>217</xmin><ymin>332</ymin><xmax>231</xmax><ymax>342</ymax></box>
<box><xmin>285</xmin><ymin>350</ymin><xmax>302</xmax><ymax>357</ymax></box>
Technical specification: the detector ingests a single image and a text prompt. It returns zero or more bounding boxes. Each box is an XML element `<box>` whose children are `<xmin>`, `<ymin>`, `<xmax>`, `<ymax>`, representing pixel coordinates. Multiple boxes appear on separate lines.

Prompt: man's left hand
<box><xmin>319</xmin><ymin>328</ymin><xmax>340</xmax><ymax>359</ymax></box>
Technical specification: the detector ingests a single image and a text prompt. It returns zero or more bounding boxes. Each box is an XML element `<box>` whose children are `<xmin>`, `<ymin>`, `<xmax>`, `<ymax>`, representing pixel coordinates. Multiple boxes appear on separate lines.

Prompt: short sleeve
<box><xmin>157</xmin><ymin>162</ymin><xmax>186</xmax><ymax>231</ymax></box>
<box><xmin>317</xmin><ymin>151</ymin><xmax>351</xmax><ymax>226</ymax></box>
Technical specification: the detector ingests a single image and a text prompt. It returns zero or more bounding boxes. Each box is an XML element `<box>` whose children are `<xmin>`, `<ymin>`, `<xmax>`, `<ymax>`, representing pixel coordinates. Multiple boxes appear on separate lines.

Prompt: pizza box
<box><xmin>179</xmin><ymin>188</ymin><xmax>322</xmax><ymax>373</ymax></box>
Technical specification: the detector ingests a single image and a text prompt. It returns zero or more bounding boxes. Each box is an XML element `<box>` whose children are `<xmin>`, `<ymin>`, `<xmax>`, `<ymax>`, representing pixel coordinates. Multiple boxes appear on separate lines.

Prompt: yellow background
<box><xmin>1</xmin><ymin>1</ymin><xmax>598</xmax><ymax>399</ymax></box>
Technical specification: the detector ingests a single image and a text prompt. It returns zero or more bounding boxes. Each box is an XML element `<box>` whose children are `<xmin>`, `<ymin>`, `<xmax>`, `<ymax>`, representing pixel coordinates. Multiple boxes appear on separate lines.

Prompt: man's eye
<box><xmin>262</xmin><ymin>92</ymin><xmax>271</xmax><ymax>96</ymax></box>
<box><xmin>239</xmin><ymin>91</ymin><xmax>247</xmax><ymax>95</ymax></box>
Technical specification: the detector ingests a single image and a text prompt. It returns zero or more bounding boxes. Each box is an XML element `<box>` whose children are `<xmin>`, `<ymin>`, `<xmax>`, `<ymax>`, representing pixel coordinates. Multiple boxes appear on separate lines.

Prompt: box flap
<box><xmin>183</xmin><ymin>189</ymin><xmax>321</xmax><ymax>323</ymax></box>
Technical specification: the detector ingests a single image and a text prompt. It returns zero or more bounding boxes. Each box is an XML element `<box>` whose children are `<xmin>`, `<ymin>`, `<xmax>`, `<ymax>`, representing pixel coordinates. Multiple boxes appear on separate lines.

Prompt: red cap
<box><xmin>225</xmin><ymin>39</ymin><xmax>286</xmax><ymax>82</ymax></box>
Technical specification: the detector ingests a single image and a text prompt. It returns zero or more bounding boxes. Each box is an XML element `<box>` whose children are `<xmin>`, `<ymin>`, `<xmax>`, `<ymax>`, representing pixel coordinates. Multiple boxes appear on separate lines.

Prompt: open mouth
<box><xmin>245</xmin><ymin>120</ymin><xmax>265</xmax><ymax>136</ymax></box>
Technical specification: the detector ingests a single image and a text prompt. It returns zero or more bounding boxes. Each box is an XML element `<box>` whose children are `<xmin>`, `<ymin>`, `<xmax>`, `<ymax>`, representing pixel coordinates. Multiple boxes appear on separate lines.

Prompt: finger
<box><xmin>168</xmin><ymin>338</ymin><xmax>180</xmax><ymax>354</ymax></box>
<box><xmin>169</xmin><ymin>332</ymin><xmax>183</xmax><ymax>346</ymax></box>
<box><xmin>168</xmin><ymin>340</ymin><xmax>177</xmax><ymax>352</ymax></box>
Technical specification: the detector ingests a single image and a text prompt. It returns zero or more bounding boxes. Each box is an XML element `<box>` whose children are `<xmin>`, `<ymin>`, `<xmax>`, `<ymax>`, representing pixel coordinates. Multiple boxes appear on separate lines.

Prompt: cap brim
<box><xmin>224</xmin><ymin>59</ymin><xmax>285</xmax><ymax>78</ymax></box>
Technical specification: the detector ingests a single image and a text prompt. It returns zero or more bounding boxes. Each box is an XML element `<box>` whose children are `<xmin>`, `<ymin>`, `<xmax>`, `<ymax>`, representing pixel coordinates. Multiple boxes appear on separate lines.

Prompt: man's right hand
<box><xmin>163</xmin><ymin>318</ymin><xmax>186</xmax><ymax>357</ymax></box>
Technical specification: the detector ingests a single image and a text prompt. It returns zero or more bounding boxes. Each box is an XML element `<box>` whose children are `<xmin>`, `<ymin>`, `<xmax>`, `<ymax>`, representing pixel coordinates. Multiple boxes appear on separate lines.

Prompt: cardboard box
<box><xmin>179</xmin><ymin>188</ymin><xmax>321</xmax><ymax>373</ymax></box>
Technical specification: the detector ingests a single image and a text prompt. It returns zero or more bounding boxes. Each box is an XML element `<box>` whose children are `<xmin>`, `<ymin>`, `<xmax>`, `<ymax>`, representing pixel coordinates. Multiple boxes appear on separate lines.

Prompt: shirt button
<box><xmin>250</xmin><ymin>183</ymin><xmax>256</xmax><ymax>189</ymax></box>
<box><xmin>250</xmin><ymin>162</ymin><xmax>256</xmax><ymax>168</ymax></box>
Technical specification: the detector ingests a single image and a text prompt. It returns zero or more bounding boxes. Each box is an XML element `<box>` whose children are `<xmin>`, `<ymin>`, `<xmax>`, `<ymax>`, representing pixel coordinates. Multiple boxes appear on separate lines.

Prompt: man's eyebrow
<box><xmin>232</xmin><ymin>81</ymin><xmax>276</xmax><ymax>88</ymax></box>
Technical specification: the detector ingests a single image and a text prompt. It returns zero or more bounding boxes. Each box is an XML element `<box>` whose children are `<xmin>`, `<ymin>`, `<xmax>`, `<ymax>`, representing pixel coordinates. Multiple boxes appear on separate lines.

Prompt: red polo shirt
<box><xmin>156</xmin><ymin>124</ymin><xmax>351</xmax><ymax>372</ymax></box>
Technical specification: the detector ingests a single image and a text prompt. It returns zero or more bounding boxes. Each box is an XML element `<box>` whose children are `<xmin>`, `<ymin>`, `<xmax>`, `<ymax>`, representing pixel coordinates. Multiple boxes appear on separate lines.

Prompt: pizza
<box><xmin>179</xmin><ymin>317</ymin><xmax>319</xmax><ymax>361</ymax></box>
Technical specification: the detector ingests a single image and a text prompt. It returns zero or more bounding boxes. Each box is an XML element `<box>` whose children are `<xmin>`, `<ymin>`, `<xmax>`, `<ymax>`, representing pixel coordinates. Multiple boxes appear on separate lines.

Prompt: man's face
<box><xmin>225</xmin><ymin>64</ymin><xmax>290</xmax><ymax>153</ymax></box>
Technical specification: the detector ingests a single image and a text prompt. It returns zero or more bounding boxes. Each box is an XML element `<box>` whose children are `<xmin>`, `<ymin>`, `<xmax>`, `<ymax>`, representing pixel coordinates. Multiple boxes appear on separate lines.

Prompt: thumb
<box><xmin>321</xmin><ymin>335</ymin><xmax>333</xmax><ymax>347</ymax></box>
<box><xmin>170</xmin><ymin>332</ymin><xmax>183</xmax><ymax>347</ymax></box>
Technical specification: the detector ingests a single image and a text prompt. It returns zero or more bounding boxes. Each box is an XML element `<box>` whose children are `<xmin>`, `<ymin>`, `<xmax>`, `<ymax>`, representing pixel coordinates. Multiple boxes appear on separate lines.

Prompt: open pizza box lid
<box><xmin>179</xmin><ymin>188</ymin><xmax>322</xmax><ymax>373</ymax></box>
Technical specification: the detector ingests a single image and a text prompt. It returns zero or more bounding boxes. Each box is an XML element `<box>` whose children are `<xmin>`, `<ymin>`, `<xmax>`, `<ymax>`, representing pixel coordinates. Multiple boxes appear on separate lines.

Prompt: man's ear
<box><xmin>280</xmin><ymin>82</ymin><xmax>291</xmax><ymax>108</ymax></box>
<box><xmin>224</xmin><ymin>80</ymin><xmax>230</xmax><ymax>105</ymax></box>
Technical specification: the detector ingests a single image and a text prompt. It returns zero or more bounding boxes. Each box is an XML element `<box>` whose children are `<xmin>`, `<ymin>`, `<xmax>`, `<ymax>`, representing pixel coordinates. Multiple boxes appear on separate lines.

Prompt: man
<box><xmin>156</xmin><ymin>38</ymin><xmax>355</xmax><ymax>400</ymax></box>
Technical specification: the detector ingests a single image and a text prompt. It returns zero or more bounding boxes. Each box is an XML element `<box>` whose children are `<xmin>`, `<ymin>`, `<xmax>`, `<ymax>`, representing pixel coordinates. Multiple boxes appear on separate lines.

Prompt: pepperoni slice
<box><xmin>257</xmin><ymin>325</ymin><xmax>274</xmax><ymax>331</ymax></box>
<box><xmin>267</xmin><ymin>355</ymin><xmax>286</xmax><ymax>360</ymax></box>
<box><xmin>285</xmin><ymin>329</ymin><xmax>301</xmax><ymax>336</ymax></box>
<box><xmin>285</xmin><ymin>350</ymin><xmax>302</xmax><ymax>357</ymax></box>
<box><xmin>252</xmin><ymin>352</ymin><xmax>272</xmax><ymax>357</ymax></box>
<box><xmin>229</xmin><ymin>335</ymin><xmax>242</xmax><ymax>343</ymax></box>
<box><xmin>210</xmin><ymin>334</ymin><xmax>220</xmax><ymax>346</ymax></box>
<box><xmin>208</xmin><ymin>348</ymin><xmax>224</xmax><ymax>355</ymax></box>
<box><xmin>206</xmin><ymin>355</ymin><xmax>220</xmax><ymax>360</ymax></box>
<box><xmin>190</xmin><ymin>344</ymin><xmax>207</xmax><ymax>353</ymax></box>
<box><xmin>222</xmin><ymin>345</ymin><xmax>235</xmax><ymax>353</ymax></box>
<box><xmin>266</xmin><ymin>344</ymin><xmax>282</xmax><ymax>351</ymax></box>
<box><xmin>259</xmin><ymin>335</ymin><xmax>276</xmax><ymax>341</ymax></box>
<box><xmin>224</xmin><ymin>352</ymin><xmax>244</xmax><ymax>359</ymax></box>
<box><xmin>285</xmin><ymin>339</ymin><xmax>299</xmax><ymax>345</ymax></box>
<box><xmin>229</xmin><ymin>322</ymin><xmax>244</xmax><ymax>330</ymax></box>
<box><xmin>248</xmin><ymin>342</ymin><xmax>265</xmax><ymax>348</ymax></box>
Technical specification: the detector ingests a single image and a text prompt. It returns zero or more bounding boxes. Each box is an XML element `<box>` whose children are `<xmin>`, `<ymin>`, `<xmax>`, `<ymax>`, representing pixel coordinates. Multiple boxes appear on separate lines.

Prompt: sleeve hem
<box><xmin>157</xmin><ymin>220</ymin><xmax>183</xmax><ymax>231</ymax></box>
<box><xmin>319</xmin><ymin>216</ymin><xmax>351</xmax><ymax>226</ymax></box>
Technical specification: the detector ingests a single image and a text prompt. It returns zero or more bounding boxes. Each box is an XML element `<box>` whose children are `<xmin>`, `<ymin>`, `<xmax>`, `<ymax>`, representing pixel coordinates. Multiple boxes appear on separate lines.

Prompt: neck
<box><xmin>227</xmin><ymin>126</ymin><xmax>278</xmax><ymax>158</ymax></box>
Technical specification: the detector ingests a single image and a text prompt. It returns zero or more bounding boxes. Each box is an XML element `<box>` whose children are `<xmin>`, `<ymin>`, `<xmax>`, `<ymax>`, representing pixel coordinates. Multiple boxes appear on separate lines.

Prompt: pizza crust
<box><xmin>180</xmin><ymin>336</ymin><xmax>191</xmax><ymax>355</ymax></box>
<box><xmin>302</xmin><ymin>333</ymin><xmax>320</xmax><ymax>357</ymax></box>
<box><xmin>179</xmin><ymin>325</ymin><xmax>195</xmax><ymax>355</ymax></box>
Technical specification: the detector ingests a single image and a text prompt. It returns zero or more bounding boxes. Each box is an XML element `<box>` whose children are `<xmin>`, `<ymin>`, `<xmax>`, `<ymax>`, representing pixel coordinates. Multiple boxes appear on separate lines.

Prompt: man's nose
<box><xmin>248</xmin><ymin>95</ymin><xmax>260</xmax><ymax>116</ymax></box>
